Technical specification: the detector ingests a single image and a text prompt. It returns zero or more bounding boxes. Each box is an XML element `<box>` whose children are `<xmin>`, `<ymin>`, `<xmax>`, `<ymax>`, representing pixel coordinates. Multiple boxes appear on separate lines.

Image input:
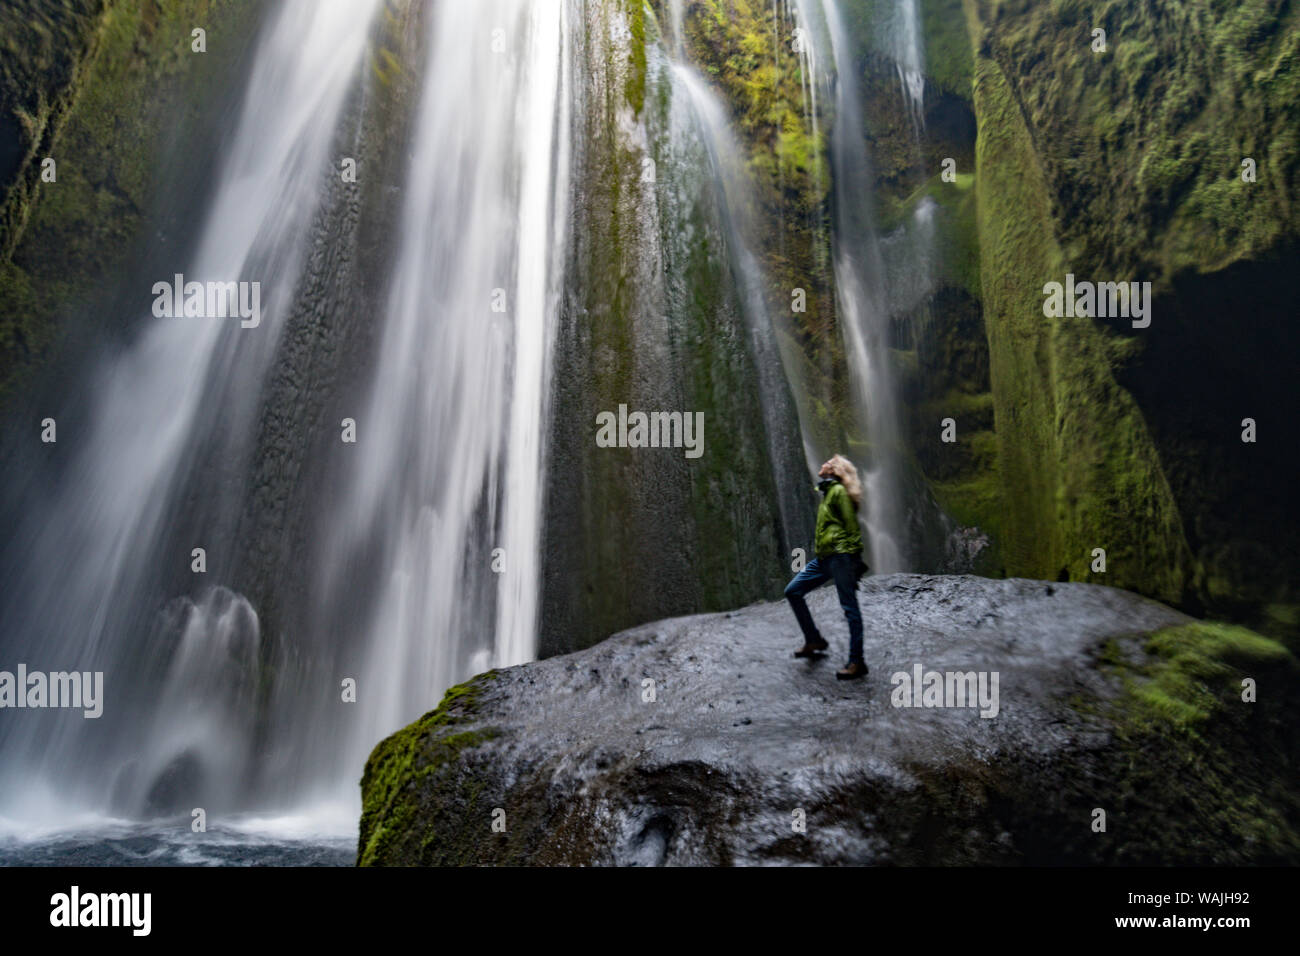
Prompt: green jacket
<box><xmin>814</xmin><ymin>479</ymin><xmax>863</xmax><ymax>557</ymax></box>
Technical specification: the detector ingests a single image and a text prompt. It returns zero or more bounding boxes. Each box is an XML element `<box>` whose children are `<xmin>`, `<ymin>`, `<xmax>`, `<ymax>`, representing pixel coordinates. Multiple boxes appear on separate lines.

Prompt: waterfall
<box><xmin>0</xmin><ymin>0</ymin><xmax>573</xmax><ymax>834</ymax></box>
<box><xmin>0</xmin><ymin>0</ymin><xmax>897</xmax><ymax>850</ymax></box>
<box><xmin>891</xmin><ymin>0</ymin><xmax>926</xmax><ymax>130</ymax></box>
<box><xmin>793</xmin><ymin>0</ymin><xmax>824</xmax><ymax>209</ymax></box>
<box><xmin>310</xmin><ymin>0</ymin><xmax>573</xmax><ymax>784</ymax></box>
<box><xmin>0</xmin><ymin>0</ymin><xmax>382</xmax><ymax>828</ymax></box>
<box><xmin>894</xmin><ymin>0</ymin><xmax>938</xmax><ymax>352</ymax></box>
<box><xmin>806</xmin><ymin>0</ymin><xmax>910</xmax><ymax>572</ymax></box>
<box><xmin>665</xmin><ymin>0</ymin><xmax>921</xmax><ymax>569</ymax></box>
<box><xmin>881</xmin><ymin>0</ymin><xmax>936</xmax><ymax>335</ymax></box>
<box><xmin>882</xmin><ymin>194</ymin><xmax>939</xmax><ymax>338</ymax></box>
<box><xmin>664</xmin><ymin>0</ymin><xmax>811</xmax><ymax>564</ymax></box>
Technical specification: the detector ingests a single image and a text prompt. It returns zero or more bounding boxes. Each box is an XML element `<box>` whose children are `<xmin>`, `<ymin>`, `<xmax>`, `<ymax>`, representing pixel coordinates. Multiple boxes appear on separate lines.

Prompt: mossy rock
<box><xmin>357</xmin><ymin>575</ymin><xmax>1300</xmax><ymax>865</ymax></box>
<box><xmin>357</xmin><ymin>673</ymin><xmax>502</xmax><ymax>867</ymax></box>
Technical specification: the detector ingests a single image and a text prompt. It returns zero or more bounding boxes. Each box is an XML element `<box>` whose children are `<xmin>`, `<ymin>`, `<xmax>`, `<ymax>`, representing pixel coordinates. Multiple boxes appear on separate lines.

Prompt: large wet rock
<box><xmin>358</xmin><ymin>574</ymin><xmax>1300</xmax><ymax>865</ymax></box>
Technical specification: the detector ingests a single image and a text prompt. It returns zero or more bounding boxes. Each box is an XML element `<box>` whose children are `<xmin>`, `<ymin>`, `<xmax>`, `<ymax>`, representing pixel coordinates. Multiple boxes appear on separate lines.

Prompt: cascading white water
<box><xmin>792</xmin><ymin>0</ymin><xmax>824</xmax><ymax>207</ymax></box>
<box><xmin>886</xmin><ymin>0</ymin><xmax>937</xmax><ymax>350</ymax></box>
<box><xmin>665</xmin><ymin>0</ymin><xmax>826</xmax><ymax>548</ymax></box>
<box><xmin>0</xmin><ymin>0</ymin><xmax>382</xmax><ymax>828</ymax></box>
<box><xmin>891</xmin><ymin>0</ymin><xmax>926</xmax><ymax>129</ymax></box>
<box><xmin>311</xmin><ymin>0</ymin><xmax>573</xmax><ymax>778</ymax></box>
<box><xmin>788</xmin><ymin>0</ymin><xmax>832</xmax><ymax>478</ymax></box>
<box><xmin>881</xmin><ymin>194</ymin><xmax>938</xmax><ymax>335</ymax></box>
<box><xmin>813</xmin><ymin>0</ymin><xmax>910</xmax><ymax>571</ymax></box>
<box><xmin>665</xmin><ymin>43</ymin><xmax>810</xmax><ymax>559</ymax></box>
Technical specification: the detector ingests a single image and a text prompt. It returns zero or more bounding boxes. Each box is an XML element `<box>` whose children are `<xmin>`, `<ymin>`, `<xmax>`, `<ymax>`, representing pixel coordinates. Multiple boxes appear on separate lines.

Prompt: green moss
<box><xmin>357</xmin><ymin>671</ymin><xmax>500</xmax><ymax>867</ymax></box>
<box><xmin>964</xmin><ymin>0</ymin><xmax>1300</xmax><ymax>627</ymax></box>
<box><xmin>920</xmin><ymin>0</ymin><xmax>973</xmax><ymax>97</ymax></box>
<box><xmin>1125</xmin><ymin>621</ymin><xmax>1290</xmax><ymax>735</ymax></box>
<box><xmin>914</xmin><ymin>387</ymin><xmax>999</xmax><ymax>539</ymax></box>
<box><xmin>676</xmin><ymin>0</ymin><xmax>845</xmax><ymax>447</ymax></box>
<box><xmin>0</xmin><ymin>0</ymin><xmax>109</xmax><ymax>262</ymax></box>
<box><xmin>1085</xmin><ymin>620</ymin><xmax>1300</xmax><ymax>860</ymax></box>
<box><xmin>978</xmin><ymin>0</ymin><xmax>1299</xmax><ymax>282</ymax></box>
<box><xmin>0</xmin><ymin>0</ymin><xmax>267</xmax><ymax>400</ymax></box>
<box><xmin>678</xmin><ymin>199</ymin><xmax>786</xmax><ymax>607</ymax></box>
<box><xmin>1265</xmin><ymin>603</ymin><xmax>1300</xmax><ymax>629</ymax></box>
<box><xmin>624</xmin><ymin>0</ymin><xmax>648</xmax><ymax>116</ymax></box>
<box><xmin>966</xmin><ymin>10</ymin><xmax>1191</xmax><ymax>600</ymax></box>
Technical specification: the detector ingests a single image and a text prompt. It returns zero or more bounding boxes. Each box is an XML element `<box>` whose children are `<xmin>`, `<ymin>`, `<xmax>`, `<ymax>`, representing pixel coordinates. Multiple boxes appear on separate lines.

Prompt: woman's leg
<box><xmin>784</xmin><ymin>557</ymin><xmax>830</xmax><ymax>643</ymax></box>
<box><xmin>828</xmin><ymin>553</ymin><xmax>865</xmax><ymax>663</ymax></box>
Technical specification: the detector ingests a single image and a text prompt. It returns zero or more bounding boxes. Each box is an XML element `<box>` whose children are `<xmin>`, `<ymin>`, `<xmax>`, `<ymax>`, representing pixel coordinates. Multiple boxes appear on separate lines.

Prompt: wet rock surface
<box><xmin>359</xmin><ymin>573</ymin><xmax>1300</xmax><ymax>865</ymax></box>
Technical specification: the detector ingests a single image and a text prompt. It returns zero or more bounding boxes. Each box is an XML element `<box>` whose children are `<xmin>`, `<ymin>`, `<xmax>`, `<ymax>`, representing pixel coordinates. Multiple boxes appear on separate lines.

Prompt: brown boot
<box><xmin>836</xmin><ymin>660</ymin><xmax>868</xmax><ymax>680</ymax></box>
<box><xmin>793</xmin><ymin>636</ymin><xmax>829</xmax><ymax>658</ymax></box>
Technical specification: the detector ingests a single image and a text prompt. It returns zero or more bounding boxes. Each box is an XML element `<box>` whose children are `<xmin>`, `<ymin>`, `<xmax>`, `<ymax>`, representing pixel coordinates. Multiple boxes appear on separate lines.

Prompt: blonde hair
<box><xmin>827</xmin><ymin>454</ymin><xmax>862</xmax><ymax>509</ymax></box>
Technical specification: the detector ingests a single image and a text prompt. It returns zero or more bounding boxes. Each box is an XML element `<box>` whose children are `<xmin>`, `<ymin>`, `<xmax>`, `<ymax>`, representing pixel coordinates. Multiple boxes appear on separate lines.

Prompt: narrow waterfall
<box><xmin>664</xmin><ymin>0</ymin><xmax>811</xmax><ymax>562</ymax></box>
<box><xmin>880</xmin><ymin>0</ymin><xmax>937</xmax><ymax>343</ymax></box>
<box><xmin>813</xmin><ymin>0</ymin><xmax>911</xmax><ymax>571</ymax></box>
<box><xmin>0</xmin><ymin>0</ymin><xmax>382</xmax><ymax>828</ymax></box>
<box><xmin>891</xmin><ymin>0</ymin><xmax>926</xmax><ymax>129</ymax></box>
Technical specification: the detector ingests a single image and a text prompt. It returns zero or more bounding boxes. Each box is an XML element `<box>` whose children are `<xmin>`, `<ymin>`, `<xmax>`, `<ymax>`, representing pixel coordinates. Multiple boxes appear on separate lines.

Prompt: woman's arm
<box><xmin>833</xmin><ymin>483</ymin><xmax>857</xmax><ymax>528</ymax></box>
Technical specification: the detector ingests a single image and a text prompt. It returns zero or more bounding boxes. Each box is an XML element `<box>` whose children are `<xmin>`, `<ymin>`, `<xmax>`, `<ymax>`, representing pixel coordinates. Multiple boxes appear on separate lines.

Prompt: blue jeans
<box><xmin>784</xmin><ymin>553</ymin><xmax>865</xmax><ymax>662</ymax></box>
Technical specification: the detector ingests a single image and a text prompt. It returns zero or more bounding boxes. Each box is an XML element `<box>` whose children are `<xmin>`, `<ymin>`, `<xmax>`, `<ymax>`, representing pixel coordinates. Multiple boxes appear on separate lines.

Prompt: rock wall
<box><xmin>963</xmin><ymin>0</ymin><xmax>1300</xmax><ymax>639</ymax></box>
<box><xmin>541</xmin><ymin>0</ymin><xmax>812</xmax><ymax>655</ymax></box>
<box><xmin>0</xmin><ymin>0</ymin><xmax>268</xmax><ymax>400</ymax></box>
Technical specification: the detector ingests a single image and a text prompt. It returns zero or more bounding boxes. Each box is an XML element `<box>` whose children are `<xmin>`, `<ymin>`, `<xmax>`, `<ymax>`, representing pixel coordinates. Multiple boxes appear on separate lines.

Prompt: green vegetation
<box><xmin>968</xmin><ymin>34</ymin><xmax>1191</xmax><ymax>598</ymax></box>
<box><xmin>0</xmin><ymin>0</ymin><xmax>266</xmax><ymax>399</ymax></box>
<box><xmin>963</xmin><ymin>0</ymin><xmax>1300</xmax><ymax>632</ymax></box>
<box><xmin>540</xmin><ymin>0</ymin><xmax>802</xmax><ymax>653</ymax></box>
<box><xmin>1086</xmin><ymin>620</ymin><xmax>1300</xmax><ymax>861</ymax></box>
<box><xmin>357</xmin><ymin>672</ymin><xmax>500</xmax><ymax>867</ymax></box>
<box><xmin>0</xmin><ymin>0</ymin><xmax>107</xmax><ymax>262</ymax></box>
<box><xmin>978</xmin><ymin>0</ymin><xmax>1298</xmax><ymax>280</ymax></box>
<box><xmin>1128</xmin><ymin>621</ymin><xmax>1289</xmax><ymax>731</ymax></box>
<box><xmin>676</xmin><ymin>0</ymin><xmax>842</xmax><ymax>431</ymax></box>
<box><xmin>624</xmin><ymin>0</ymin><xmax>649</xmax><ymax>115</ymax></box>
<box><xmin>920</xmin><ymin>0</ymin><xmax>973</xmax><ymax>97</ymax></box>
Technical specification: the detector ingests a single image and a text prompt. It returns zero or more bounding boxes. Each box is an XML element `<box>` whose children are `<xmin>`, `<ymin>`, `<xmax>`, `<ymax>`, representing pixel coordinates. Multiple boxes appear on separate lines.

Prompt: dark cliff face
<box><xmin>0</xmin><ymin>0</ymin><xmax>110</xmax><ymax>265</ymax></box>
<box><xmin>358</xmin><ymin>573</ymin><xmax>1300</xmax><ymax>865</ymax></box>
<box><xmin>803</xmin><ymin>0</ymin><xmax>1300</xmax><ymax>639</ymax></box>
<box><xmin>965</xmin><ymin>0</ymin><xmax>1300</xmax><ymax>639</ymax></box>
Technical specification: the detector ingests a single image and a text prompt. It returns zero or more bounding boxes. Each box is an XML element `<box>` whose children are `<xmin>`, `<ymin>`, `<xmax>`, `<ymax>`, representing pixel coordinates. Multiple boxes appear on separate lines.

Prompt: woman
<box><xmin>784</xmin><ymin>454</ymin><xmax>869</xmax><ymax>679</ymax></box>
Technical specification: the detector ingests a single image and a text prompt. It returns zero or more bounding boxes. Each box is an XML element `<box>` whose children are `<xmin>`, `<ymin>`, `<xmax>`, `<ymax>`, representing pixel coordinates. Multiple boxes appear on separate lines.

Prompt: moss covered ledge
<box><xmin>357</xmin><ymin>671</ymin><xmax>501</xmax><ymax>867</ymax></box>
<box><xmin>1082</xmin><ymin>621</ymin><xmax>1300</xmax><ymax>863</ymax></box>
